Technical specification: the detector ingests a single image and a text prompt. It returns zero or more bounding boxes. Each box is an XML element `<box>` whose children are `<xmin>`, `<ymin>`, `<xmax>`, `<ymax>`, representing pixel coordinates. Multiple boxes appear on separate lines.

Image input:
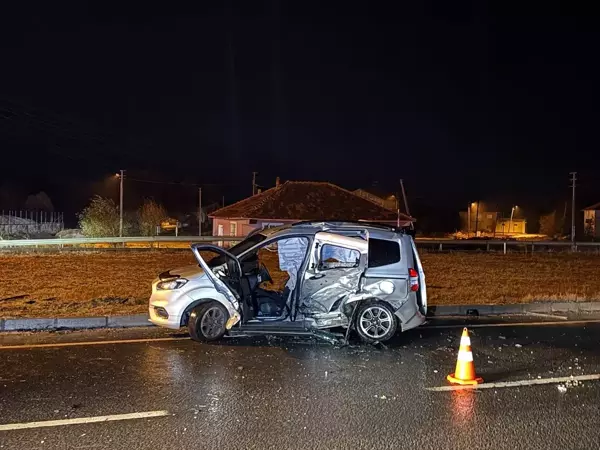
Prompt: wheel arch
<box><xmin>346</xmin><ymin>297</ymin><xmax>399</xmax><ymax>327</ymax></box>
<box><xmin>180</xmin><ymin>297</ymin><xmax>230</xmax><ymax>326</ymax></box>
<box><xmin>352</xmin><ymin>298</ymin><xmax>399</xmax><ymax>322</ymax></box>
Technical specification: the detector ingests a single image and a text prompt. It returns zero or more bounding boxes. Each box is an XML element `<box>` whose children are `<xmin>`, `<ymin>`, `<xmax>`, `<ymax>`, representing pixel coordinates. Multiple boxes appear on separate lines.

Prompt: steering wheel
<box><xmin>259</xmin><ymin>263</ymin><xmax>273</xmax><ymax>284</ymax></box>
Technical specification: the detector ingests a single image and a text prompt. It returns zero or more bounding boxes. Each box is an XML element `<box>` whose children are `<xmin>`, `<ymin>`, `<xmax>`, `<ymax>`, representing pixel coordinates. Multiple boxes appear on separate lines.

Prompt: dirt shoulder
<box><xmin>1</xmin><ymin>250</ymin><xmax>599</xmax><ymax>318</ymax></box>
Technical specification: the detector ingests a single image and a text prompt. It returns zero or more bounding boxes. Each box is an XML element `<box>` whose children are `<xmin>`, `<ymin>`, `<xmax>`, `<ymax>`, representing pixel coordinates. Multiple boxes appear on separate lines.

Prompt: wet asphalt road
<box><xmin>1</xmin><ymin>319</ymin><xmax>600</xmax><ymax>449</ymax></box>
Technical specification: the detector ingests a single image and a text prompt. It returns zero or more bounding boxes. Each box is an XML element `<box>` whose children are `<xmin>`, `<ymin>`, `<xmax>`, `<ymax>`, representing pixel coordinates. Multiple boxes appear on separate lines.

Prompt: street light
<box><xmin>509</xmin><ymin>205</ymin><xmax>518</xmax><ymax>235</ymax></box>
<box><xmin>467</xmin><ymin>202</ymin><xmax>477</xmax><ymax>237</ymax></box>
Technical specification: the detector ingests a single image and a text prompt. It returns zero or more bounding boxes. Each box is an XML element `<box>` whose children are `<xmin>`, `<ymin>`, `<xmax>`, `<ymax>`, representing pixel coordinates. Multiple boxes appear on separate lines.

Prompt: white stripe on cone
<box><xmin>457</xmin><ymin>350</ymin><xmax>474</xmax><ymax>362</ymax></box>
<box><xmin>460</xmin><ymin>336</ymin><xmax>471</xmax><ymax>347</ymax></box>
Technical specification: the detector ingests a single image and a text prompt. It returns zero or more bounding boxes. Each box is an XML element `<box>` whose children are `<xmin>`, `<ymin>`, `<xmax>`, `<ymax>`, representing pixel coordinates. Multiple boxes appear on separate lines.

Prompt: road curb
<box><xmin>1</xmin><ymin>302</ymin><xmax>600</xmax><ymax>332</ymax></box>
<box><xmin>1</xmin><ymin>314</ymin><xmax>150</xmax><ymax>332</ymax></box>
<box><xmin>427</xmin><ymin>302</ymin><xmax>600</xmax><ymax>317</ymax></box>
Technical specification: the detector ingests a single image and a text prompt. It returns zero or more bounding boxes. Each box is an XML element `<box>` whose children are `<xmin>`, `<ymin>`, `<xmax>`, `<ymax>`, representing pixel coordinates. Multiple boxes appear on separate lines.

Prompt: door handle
<box><xmin>308</xmin><ymin>273</ymin><xmax>326</xmax><ymax>280</ymax></box>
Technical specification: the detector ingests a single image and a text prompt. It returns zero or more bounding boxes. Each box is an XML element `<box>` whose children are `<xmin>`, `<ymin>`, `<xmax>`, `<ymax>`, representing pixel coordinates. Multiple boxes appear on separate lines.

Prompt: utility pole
<box><xmin>475</xmin><ymin>201</ymin><xmax>480</xmax><ymax>235</ymax></box>
<box><xmin>399</xmin><ymin>179</ymin><xmax>411</xmax><ymax>217</ymax></box>
<box><xmin>119</xmin><ymin>169</ymin><xmax>125</xmax><ymax>237</ymax></box>
<box><xmin>570</xmin><ymin>172</ymin><xmax>577</xmax><ymax>248</ymax></box>
<box><xmin>222</xmin><ymin>195</ymin><xmax>225</xmax><ymax>208</ymax></box>
<box><xmin>252</xmin><ymin>171</ymin><xmax>258</xmax><ymax>195</ymax></box>
<box><xmin>198</xmin><ymin>187</ymin><xmax>202</xmax><ymax>236</ymax></box>
<box><xmin>467</xmin><ymin>204</ymin><xmax>471</xmax><ymax>237</ymax></box>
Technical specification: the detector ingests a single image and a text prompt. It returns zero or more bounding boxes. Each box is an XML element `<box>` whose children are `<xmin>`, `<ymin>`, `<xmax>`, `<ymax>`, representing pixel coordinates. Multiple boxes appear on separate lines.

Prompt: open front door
<box><xmin>190</xmin><ymin>244</ymin><xmax>245</xmax><ymax>328</ymax></box>
<box><xmin>299</xmin><ymin>232</ymin><xmax>368</xmax><ymax>314</ymax></box>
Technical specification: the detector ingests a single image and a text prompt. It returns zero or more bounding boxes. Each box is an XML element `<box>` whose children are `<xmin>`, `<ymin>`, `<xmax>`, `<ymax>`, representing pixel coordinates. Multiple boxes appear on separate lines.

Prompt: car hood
<box><xmin>159</xmin><ymin>264</ymin><xmax>205</xmax><ymax>280</ymax></box>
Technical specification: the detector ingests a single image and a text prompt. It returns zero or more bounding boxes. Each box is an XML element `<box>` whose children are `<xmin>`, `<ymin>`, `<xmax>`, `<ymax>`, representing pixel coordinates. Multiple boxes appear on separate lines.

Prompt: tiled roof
<box><xmin>583</xmin><ymin>202</ymin><xmax>600</xmax><ymax>211</ymax></box>
<box><xmin>209</xmin><ymin>181</ymin><xmax>414</xmax><ymax>222</ymax></box>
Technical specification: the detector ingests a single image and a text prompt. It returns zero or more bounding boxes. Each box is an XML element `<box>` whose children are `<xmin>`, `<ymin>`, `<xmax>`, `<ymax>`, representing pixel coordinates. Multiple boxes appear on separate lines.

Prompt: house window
<box><xmin>217</xmin><ymin>224</ymin><xmax>224</xmax><ymax>236</ymax></box>
<box><xmin>230</xmin><ymin>222</ymin><xmax>237</xmax><ymax>236</ymax></box>
<box><xmin>320</xmin><ymin>244</ymin><xmax>360</xmax><ymax>270</ymax></box>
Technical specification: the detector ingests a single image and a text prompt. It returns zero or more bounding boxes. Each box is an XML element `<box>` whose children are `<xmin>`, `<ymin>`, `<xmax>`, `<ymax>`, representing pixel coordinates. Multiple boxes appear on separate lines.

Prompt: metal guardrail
<box><xmin>415</xmin><ymin>239</ymin><xmax>600</xmax><ymax>254</ymax></box>
<box><xmin>0</xmin><ymin>236</ymin><xmax>597</xmax><ymax>252</ymax></box>
<box><xmin>0</xmin><ymin>236</ymin><xmax>241</xmax><ymax>248</ymax></box>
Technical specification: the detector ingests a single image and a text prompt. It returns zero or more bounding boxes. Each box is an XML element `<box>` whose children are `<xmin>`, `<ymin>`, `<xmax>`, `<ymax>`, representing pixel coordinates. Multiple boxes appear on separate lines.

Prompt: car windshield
<box><xmin>207</xmin><ymin>232</ymin><xmax>267</xmax><ymax>268</ymax></box>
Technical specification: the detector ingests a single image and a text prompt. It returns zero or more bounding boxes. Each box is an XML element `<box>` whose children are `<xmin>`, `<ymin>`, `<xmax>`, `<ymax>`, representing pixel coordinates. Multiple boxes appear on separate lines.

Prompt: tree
<box><xmin>539</xmin><ymin>210</ymin><xmax>565</xmax><ymax>238</ymax></box>
<box><xmin>138</xmin><ymin>199</ymin><xmax>168</xmax><ymax>236</ymax></box>
<box><xmin>78</xmin><ymin>196</ymin><xmax>120</xmax><ymax>237</ymax></box>
<box><xmin>24</xmin><ymin>192</ymin><xmax>54</xmax><ymax>212</ymax></box>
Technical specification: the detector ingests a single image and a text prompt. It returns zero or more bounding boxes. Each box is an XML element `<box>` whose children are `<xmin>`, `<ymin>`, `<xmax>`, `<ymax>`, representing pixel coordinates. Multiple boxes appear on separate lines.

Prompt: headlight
<box><xmin>157</xmin><ymin>278</ymin><xmax>188</xmax><ymax>290</ymax></box>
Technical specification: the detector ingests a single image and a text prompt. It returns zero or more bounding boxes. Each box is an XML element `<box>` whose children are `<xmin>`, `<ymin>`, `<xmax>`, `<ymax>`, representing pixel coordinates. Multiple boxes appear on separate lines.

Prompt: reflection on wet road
<box><xmin>1</xmin><ymin>320</ymin><xmax>600</xmax><ymax>449</ymax></box>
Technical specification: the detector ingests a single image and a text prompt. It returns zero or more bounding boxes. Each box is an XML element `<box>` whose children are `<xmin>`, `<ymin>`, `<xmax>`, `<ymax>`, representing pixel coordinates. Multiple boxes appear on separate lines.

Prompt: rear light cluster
<box><xmin>409</xmin><ymin>268</ymin><xmax>419</xmax><ymax>292</ymax></box>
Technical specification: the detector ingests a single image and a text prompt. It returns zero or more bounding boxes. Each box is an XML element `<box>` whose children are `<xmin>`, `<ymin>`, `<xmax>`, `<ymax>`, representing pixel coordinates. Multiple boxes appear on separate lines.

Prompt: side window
<box><xmin>319</xmin><ymin>244</ymin><xmax>360</xmax><ymax>270</ymax></box>
<box><xmin>368</xmin><ymin>238</ymin><xmax>400</xmax><ymax>268</ymax></box>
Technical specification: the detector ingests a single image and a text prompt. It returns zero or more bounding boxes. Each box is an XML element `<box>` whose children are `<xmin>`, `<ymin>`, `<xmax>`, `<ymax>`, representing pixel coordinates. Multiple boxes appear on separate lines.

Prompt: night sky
<box><xmin>1</xmin><ymin>2</ymin><xmax>598</xmax><ymax>229</ymax></box>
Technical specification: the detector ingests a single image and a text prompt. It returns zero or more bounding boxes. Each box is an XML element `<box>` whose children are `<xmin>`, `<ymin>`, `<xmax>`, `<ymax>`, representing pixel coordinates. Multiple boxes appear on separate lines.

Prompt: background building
<box><xmin>210</xmin><ymin>181</ymin><xmax>415</xmax><ymax>237</ymax></box>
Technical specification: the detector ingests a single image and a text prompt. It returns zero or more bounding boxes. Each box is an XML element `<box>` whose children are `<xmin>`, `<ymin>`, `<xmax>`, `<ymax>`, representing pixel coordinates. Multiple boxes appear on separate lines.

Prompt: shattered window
<box><xmin>319</xmin><ymin>244</ymin><xmax>360</xmax><ymax>270</ymax></box>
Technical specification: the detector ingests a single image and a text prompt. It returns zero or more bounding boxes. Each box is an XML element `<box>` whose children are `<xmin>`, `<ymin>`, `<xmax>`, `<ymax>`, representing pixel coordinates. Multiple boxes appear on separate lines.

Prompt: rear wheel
<box><xmin>188</xmin><ymin>302</ymin><xmax>229</xmax><ymax>342</ymax></box>
<box><xmin>355</xmin><ymin>301</ymin><xmax>397</xmax><ymax>344</ymax></box>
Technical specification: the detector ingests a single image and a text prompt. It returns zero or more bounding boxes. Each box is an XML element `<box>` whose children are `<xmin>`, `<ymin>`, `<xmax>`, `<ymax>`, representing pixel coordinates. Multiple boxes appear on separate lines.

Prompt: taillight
<box><xmin>409</xmin><ymin>268</ymin><xmax>419</xmax><ymax>291</ymax></box>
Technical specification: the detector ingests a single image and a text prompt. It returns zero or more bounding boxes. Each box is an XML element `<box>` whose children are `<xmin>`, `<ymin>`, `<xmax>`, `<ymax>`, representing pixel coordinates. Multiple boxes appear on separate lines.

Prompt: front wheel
<box><xmin>188</xmin><ymin>302</ymin><xmax>229</xmax><ymax>342</ymax></box>
<box><xmin>355</xmin><ymin>301</ymin><xmax>397</xmax><ymax>344</ymax></box>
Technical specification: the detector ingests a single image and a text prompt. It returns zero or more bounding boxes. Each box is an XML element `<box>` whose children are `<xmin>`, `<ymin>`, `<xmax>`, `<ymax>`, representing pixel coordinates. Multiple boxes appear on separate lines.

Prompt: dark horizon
<box><xmin>1</xmin><ymin>1</ymin><xmax>599</xmax><ymax>230</ymax></box>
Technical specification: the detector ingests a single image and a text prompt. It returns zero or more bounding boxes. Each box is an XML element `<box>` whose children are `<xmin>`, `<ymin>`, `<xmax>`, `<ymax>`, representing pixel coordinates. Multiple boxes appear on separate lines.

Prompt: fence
<box><xmin>0</xmin><ymin>211</ymin><xmax>64</xmax><ymax>236</ymax></box>
<box><xmin>0</xmin><ymin>235</ymin><xmax>599</xmax><ymax>253</ymax></box>
<box><xmin>0</xmin><ymin>235</ymin><xmax>240</xmax><ymax>249</ymax></box>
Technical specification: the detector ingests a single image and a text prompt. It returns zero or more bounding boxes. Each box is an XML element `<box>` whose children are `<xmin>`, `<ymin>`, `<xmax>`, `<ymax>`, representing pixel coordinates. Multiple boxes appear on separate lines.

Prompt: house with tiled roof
<box><xmin>583</xmin><ymin>202</ymin><xmax>600</xmax><ymax>238</ymax></box>
<box><xmin>209</xmin><ymin>180</ymin><xmax>415</xmax><ymax>237</ymax></box>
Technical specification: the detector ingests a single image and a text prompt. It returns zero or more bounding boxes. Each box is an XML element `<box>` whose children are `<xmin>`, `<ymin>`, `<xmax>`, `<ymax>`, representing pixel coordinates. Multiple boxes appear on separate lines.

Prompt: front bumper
<box><xmin>148</xmin><ymin>289</ymin><xmax>193</xmax><ymax>329</ymax></box>
<box><xmin>148</xmin><ymin>305</ymin><xmax>182</xmax><ymax>329</ymax></box>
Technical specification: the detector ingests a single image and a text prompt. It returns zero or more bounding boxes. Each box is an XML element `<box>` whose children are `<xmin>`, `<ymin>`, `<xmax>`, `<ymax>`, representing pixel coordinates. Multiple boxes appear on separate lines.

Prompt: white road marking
<box><xmin>0</xmin><ymin>410</ymin><xmax>170</xmax><ymax>432</ymax></box>
<box><xmin>0</xmin><ymin>336</ymin><xmax>189</xmax><ymax>350</ymax></box>
<box><xmin>426</xmin><ymin>373</ymin><xmax>600</xmax><ymax>392</ymax></box>
<box><xmin>426</xmin><ymin>319</ymin><xmax>600</xmax><ymax>329</ymax></box>
<box><xmin>526</xmin><ymin>312</ymin><xmax>568</xmax><ymax>320</ymax></box>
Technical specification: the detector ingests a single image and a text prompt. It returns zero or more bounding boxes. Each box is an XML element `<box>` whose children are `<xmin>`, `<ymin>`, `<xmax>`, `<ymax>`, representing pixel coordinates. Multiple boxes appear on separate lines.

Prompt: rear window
<box><xmin>368</xmin><ymin>238</ymin><xmax>400</xmax><ymax>268</ymax></box>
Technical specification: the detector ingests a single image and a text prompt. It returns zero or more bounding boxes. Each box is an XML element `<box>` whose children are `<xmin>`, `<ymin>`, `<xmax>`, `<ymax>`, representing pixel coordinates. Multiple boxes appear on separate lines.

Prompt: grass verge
<box><xmin>1</xmin><ymin>250</ymin><xmax>599</xmax><ymax>318</ymax></box>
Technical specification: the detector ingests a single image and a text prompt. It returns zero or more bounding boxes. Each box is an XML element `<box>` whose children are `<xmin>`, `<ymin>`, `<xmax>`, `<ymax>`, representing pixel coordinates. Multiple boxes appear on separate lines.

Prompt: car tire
<box><xmin>188</xmin><ymin>301</ymin><xmax>229</xmax><ymax>342</ymax></box>
<box><xmin>355</xmin><ymin>301</ymin><xmax>397</xmax><ymax>344</ymax></box>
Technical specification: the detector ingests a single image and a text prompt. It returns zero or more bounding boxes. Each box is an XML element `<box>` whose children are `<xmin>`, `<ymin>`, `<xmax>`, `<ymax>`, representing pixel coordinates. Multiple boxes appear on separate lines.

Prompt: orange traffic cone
<box><xmin>447</xmin><ymin>328</ymin><xmax>483</xmax><ymax>385</ymax></box>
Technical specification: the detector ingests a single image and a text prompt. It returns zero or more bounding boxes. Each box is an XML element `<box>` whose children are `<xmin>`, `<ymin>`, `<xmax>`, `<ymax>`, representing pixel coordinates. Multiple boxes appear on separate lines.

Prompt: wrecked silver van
<box><xmin>149</xmin><ymin>221</ymin><xmax>427</xmax><ymax>343</ymax></box>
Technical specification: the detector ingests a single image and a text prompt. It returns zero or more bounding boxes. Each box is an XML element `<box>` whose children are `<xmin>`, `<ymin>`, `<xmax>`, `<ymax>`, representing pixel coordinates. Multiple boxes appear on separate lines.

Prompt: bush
<box><xmin>138</xmin><ymin>199</ymin><xmax>168</xmax><ymax>236</ymax></box>
<box><xmin>78</xmin><ymin>196</ymin><xmax>120</xmax><ymax>237</ymax></box>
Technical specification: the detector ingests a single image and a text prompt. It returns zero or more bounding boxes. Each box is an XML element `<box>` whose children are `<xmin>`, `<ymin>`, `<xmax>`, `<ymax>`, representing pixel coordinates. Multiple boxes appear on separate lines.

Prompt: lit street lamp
<box><xmin>467</xmin><ymin>202</ymin><xmax>477</xmax><ymax>237</ymax></box>
<box><xmin>509</xmin><ymin>205</ymin><xmax>518</xmax><ymax>235</ymax></box>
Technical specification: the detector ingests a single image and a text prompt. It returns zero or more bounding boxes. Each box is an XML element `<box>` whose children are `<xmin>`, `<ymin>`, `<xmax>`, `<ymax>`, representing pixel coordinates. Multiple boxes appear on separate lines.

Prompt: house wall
<box><xmin>212</xmin><ymin>219</ymin><xmax>294</xmax><ymax>238</ymax></box>
<box><xmin>584</xmin><ymin>210</ymin><xmax>599</xmax><ymax>237</ymax></box>
<box><xmin>459</xmin><ymin>211</ymin><xmax>499</xmax><ymax>233</ymax></box>
<box><xmin>495</xmin><ymin>219</ymin><xmax>527</xmax><ymax>235</ymax></box>
<box><xmin>212</xmin><ymin>218</ymin><xmax>251</xmax><ymax>237</ymax></box>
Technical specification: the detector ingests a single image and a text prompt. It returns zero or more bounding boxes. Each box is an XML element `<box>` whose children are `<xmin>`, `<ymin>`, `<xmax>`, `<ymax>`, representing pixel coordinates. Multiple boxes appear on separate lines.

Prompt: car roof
<box><xmin>257</xmin><ymin>221</ymin><xmax>407</xmax><ymax>240</ymax></box>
